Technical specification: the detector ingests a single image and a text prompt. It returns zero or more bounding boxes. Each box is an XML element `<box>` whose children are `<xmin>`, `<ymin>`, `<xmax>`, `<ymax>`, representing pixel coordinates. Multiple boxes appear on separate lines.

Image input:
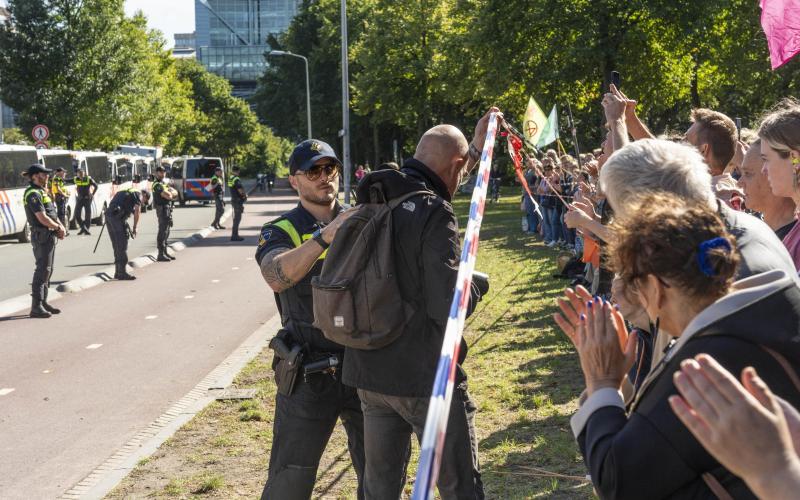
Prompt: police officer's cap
<box><xmin>288</xmin><ymin>140</ymin><xmax>342</xmax><ymax>175</ymax></box>
<box><xmin>155</xmin><ymin>165</ymin><xmax>166</xmax><ymax>173</ymax></box>
<box><xmin>22</xmin><ymin>164</ymin><xmax>52</xmax><ymax>177</ymax></box>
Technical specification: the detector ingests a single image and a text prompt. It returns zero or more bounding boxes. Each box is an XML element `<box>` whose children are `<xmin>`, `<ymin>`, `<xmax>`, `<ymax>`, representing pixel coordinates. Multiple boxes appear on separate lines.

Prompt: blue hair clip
<box><xmin>697</xmin><ymin>237</ymin><xmax>731</xmax><ymax>277</ymax></box>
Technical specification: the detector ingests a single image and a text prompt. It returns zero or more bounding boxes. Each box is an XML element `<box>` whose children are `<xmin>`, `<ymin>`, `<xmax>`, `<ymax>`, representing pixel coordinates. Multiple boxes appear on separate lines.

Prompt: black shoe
<box><xmin>231</xmin><ymin>236</ymin><xmax>244</xmax><ymax>242</ymax></box>
<box><xmin>42</xmin><ymin>302</ymin><xmax>61</xmax><ymax>314</ymax></box>
<box><xmin>84</xmin><ymin>230</ymin><xmax>91</xmax><ymax>236</ymax></box>
<box><xmin>115</xmin><ymin>273</ymin><xmax>137</xmax><ymax>280</ymax></box>
<box><xmin>212</xmin><ymin>223</ymin><xmax>220</xmax><ymax>229</ymax></box>
<box><xmin>218</xmin><ymin>225</ymin><xmax>226</xmax><ymax>229</ymax></box>
<box><xmin>157</xmin><ymin>254</ymin><xmax>171</xmax><ymax>262</ymax></box>
<box><xmin>30</xmin><ymin>302</ymin><xmax>51</xmax><ymax>318</ymax></box>
<box><xmin>166</xmin><ymin>252</ymin><xmax>176</xmax><ymax>260</ymax></box>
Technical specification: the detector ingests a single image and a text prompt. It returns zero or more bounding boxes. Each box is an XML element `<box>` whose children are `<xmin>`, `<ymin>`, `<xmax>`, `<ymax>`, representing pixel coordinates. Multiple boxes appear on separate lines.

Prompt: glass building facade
<box><xmin>194</xmin><ymin>0</ymin><xmax>301</xmax><ymax>97</ymax></box>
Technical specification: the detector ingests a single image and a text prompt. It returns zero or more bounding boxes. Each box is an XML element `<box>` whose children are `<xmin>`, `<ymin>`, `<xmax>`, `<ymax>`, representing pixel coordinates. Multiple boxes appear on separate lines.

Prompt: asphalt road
<box><xmin>0</xmin><ymin>194</ymin><xmax>242</xmax><ymax>303</ymax></box>
<box><xmin>0</xmin><ymin>188</ymin><xmax>298</xmax><ymax>498</ymax></box>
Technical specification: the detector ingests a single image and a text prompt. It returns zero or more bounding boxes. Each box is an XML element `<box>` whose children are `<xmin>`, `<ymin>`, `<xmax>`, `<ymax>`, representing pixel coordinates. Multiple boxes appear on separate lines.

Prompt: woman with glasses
<box><xmin>554</xmin><ymin>192</ymin><xmax>800</xmax><ymax>499</ymax></box>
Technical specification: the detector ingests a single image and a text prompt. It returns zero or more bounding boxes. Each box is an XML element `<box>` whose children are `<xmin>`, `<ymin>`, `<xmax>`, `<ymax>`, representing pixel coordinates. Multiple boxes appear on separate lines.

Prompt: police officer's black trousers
<box><xmin>55</xmin><ymin>197</ymin><xmax>67</xmax><ymax>228</ymax></box>
<box><xmin>231</xmin><ymin>202</ymin><xmax>243</xmax><ymax>237</ymax></box>
<box><xmin>156</xmin><ymin>205</ymin><xmax>171</xmax><ymax>254</ymax></box>
<box><xmin>358</xmin><ymin>384</ymin><xmax>485</xmax><ymax>500</ymax></box>
<box><xmin>107</xmin><ymin>215</ymin><xmax>129</xmax><ymax>275</ymax></box>
<box><xmin>213</xmin><ymin>196</ymin><xmax>224</xmax><ymax>225</ymax></box>
<box><xmin>261</xmin><ymin>375</ymin><xmax>366</xmax><ymax>500</ymax></box>
<box><xmin>75</xmin><ymin>197</ymin><xmax>92</xmax><ymax>231</ymax></box>
<box><xmin>30</xmin><ymin>228</ymin><xmax>56</xmax><ymax>302</ymax></box>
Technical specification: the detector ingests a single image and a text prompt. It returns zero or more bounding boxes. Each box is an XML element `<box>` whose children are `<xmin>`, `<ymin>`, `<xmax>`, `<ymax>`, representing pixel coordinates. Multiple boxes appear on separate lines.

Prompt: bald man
<box><xmin>341</xmin><ymin>110</ymin><xmax>498</xmax><ymax>499</ymax></box>
<box><xmin>737</xmin><ymin>139</ymin><xmax>797</xmax><ymax>239</ymax></box>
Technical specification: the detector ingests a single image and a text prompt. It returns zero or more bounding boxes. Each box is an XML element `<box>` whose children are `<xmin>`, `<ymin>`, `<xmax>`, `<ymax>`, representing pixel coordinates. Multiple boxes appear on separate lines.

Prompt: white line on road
<box><xmin>86</xmin><ymin>344</ymin><xmax>103</xmax><ymax>350</ymax></box>
<box><xmin>246</xmin><ymin>257</ymin><xmax>253</xmax><ymax>261</ymax></box>
<box><xmin>211</xmin><ymin>279</ymin><xmax>220</xmax><ymax>283</ymax></box>
<box><xmin>42</xmin><ymin>370</ymin><xmax>51</xmax><ymax>374</ymax></box>
<box><xmin>0</xmin><ymin>388</ymin><xmax>15</xmax><ymax>396</ymax></box>
<box><xmin>145</xmin><ymin>315</ymin><xmax>158</xmax><ymax>320</ymax></box>
<box><xmin>231</xmin><ymin>267</ymin><xmax>239</xmax><ymax>270</ymax></box>
<box><xmin>184</xmin><ymin>295</ymin><xmax>194</xmax><ymax>299</ymax></box>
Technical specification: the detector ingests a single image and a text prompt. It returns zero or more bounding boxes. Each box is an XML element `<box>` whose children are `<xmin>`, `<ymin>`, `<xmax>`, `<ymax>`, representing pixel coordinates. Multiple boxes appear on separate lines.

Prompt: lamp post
<box><xmin>340</xmin><ymin>0</ymin><xmax>352</xmax><ymax>204</ymax></box>
<box><xmin>268</xmin><ymin>50</ymin><xmax>312</xmax><ymax>140</ymax></box>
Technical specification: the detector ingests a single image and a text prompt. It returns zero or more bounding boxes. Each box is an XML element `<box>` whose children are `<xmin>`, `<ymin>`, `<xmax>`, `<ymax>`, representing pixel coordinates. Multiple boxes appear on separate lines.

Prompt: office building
<box><xmin>194</xmin><ymin>0</ymin><xmax>301</xmax><ymax>98</ymax></box>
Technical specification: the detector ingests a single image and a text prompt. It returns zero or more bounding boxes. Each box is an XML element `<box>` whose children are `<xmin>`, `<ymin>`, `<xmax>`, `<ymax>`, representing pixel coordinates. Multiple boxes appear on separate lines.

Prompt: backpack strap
<box><xmin>386</xmin><ymin>190</ymin><xmax>435</xmax><ymax>210</ymax></box>
<box><xmin>761</xmin><ymin>345</ymin><xmax>800</xmax><ymax>394</ymax></box>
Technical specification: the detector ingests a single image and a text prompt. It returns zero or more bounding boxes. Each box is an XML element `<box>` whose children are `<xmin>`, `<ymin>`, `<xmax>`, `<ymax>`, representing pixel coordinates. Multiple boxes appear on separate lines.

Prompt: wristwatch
<box><xmin>312</xmin><ymin>228</ymin><xmax>329</xmax><ymax>249</ymax></box>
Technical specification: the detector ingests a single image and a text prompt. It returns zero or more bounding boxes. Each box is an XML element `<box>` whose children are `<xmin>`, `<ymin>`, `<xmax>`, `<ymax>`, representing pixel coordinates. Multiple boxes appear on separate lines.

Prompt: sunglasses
<box><xmin>300</xmin><ymin>162</ymin><xmax>341</xmax><ymax>181</ymax></box>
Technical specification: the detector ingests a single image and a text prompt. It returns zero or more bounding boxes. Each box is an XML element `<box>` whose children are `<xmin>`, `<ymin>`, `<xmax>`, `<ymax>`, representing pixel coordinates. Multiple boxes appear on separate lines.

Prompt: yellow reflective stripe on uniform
<box><xmin>75</xmin><ymin>178</ymin><xmax>89</xmax><ymax>186</ymax></box>
<box><xmin>227</xmin><ymin>175</ymin><xmax>240</xmax><ymax>187</ymax></box>
<box><xmin>23</xmin><ymin>186</ymin><xmax>50</xmax><ymax>205</ymax></box>
<box><xmin>273</xmin><ymin>219</ymin><xmax>302</xmax><ymax>247</ymax></box>
<box><xmin>271</xmin><ymin>219</ymin><xmax>328</xmax><ymax>259</ymax></box>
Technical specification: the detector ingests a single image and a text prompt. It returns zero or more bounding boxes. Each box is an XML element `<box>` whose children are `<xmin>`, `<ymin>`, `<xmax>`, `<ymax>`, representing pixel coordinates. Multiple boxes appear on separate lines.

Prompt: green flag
<box><xmin>536</xmin><ymin>105</ymin><xmax>559</xmax><ymax>149</ymax></box>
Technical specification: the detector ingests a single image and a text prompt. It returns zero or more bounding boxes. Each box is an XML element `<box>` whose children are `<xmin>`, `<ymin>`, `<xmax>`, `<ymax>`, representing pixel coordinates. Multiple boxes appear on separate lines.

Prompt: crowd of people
<box><xmin>251</xmin><ymin>73</ymin><xmax>800</xmax><ymax>498</ymax></box>
<box><xmin>548</xmin><ymin>86</ymin><xmax>800</xmax><ymax>498</ymax></box>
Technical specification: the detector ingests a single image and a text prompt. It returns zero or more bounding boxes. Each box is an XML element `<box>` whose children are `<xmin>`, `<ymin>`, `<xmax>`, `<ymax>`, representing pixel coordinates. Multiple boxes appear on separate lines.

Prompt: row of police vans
<box><xmin>0</xmin><ymin>144</ymin><xmax>225</xmax><ymax>242</ymax></box>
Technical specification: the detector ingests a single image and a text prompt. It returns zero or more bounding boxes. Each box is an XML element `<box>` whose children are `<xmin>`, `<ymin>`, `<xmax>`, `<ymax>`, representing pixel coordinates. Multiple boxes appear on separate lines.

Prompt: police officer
<box><xmin>74</xmin><ymin>167</ymin><xmax>98</xmax><ymax>235</ymax></box>
<box><xmin>49</xmin><ymin>167</ymin><xmax>70</xmax><ymax>235</ymax></box>
<box><xmin>152</xmin><ymin>166</ymin><xmax>177</xmax><ymax>262</ymax></box>
<box><xmin>210</xmin><ymin>166</ymin><xmax>226</xmax><ymax>229</ymax></box>
<box><xmin>107</xmin><ymin>188</ymin><xmax>149</xmax><ymax>280</ymax></box>
<box><xmin>22</xmin><ymin>164</ymin><xmax>66</xmax><ymax>318</ymax></box>
<box><xmin>255</xmin><ymin>140</ymin><xmax>362</xmax><ymax>500</ymax></box>
<box><xmin>228</xmin><ymin>166</ymin><xmax>246</xmax><ymax>241</ymax></box>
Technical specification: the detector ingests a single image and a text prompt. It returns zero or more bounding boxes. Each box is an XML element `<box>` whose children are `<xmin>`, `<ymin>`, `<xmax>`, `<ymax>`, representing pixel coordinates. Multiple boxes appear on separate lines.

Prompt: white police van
<box><xmin>0</xmin><ymin>145</ymin><xmax>39</xmax><ymax>242</ymax></box>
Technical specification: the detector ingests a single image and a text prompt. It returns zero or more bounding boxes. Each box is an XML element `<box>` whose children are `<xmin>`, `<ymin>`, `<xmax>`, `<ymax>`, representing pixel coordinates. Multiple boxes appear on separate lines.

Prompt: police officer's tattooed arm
<box><xmin>259</xmin><ymin>210</ymin><xmax>356</xmax><ymax>293</ymax></box>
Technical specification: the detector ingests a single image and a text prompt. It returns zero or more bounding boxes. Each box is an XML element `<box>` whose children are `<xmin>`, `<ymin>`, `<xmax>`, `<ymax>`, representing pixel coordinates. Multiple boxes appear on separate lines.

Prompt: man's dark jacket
<box><xmin>341</xmin><ymin>159</ymin><xmax>470</xmax><ymax>397</ymax></box>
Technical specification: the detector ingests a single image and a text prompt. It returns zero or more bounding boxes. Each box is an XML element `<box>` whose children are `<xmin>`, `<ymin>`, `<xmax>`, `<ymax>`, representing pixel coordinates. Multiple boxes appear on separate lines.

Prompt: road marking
<box><xmin>246</xmin><ymin>257</ymin><xmax>253</xmax><ymax>261</ymax></box>
<box><xmin>86</xmin><ymin>344</ymin><xmax>103</xmax><ymax>350</ymax></box>
<box><xmin>42</xmin><ymin>370</ymin><xmax>51</xmax><ymax>374</ymax></box>
<box><xmin>145</xmin><ymin>315</ymin><xmax>158</xmax><ymax>320</ymax></box>
<box><xmin>184</xmin><ymin>295</ymin><xmax>194</xmax><ymax>299</ymax></box>
<box><xmin>211</xmin><ymin>279</ymin><xmax>220</xmax><ymax>283</ymax></box>
<box><xmin>231</xmin><ymin>267</ymin><xmax>239</xmax><ymax>270</ymax></box>
<box><xmin>0</xmin><ymin>388</ymin><xmax>15</xmax><ymax>396</ymax></box>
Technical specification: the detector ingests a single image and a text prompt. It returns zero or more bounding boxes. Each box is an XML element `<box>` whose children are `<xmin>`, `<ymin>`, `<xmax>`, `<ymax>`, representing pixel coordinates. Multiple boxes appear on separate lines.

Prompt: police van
<box><xmin>170</xmin><ymin>156</ymin><xmax>224</xmax><ymax>206</ymax></box>
<box><xmin>108</xmin><ymin>154</ymin><xmax>154</xmax><ymax>210</ymax></box>
<box><xmin>0</xmin><ymin>144</ymin><xmax>39</xmax><ymax>242</ymax></box>
<box><xmin>70</xmin><ymin>151</ymin><xmax>113</xmax><ymax>227</ymax></box>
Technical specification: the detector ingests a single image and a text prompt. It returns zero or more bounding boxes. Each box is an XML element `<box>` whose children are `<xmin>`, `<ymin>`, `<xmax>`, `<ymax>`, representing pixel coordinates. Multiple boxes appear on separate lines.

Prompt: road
<box><xmin>0</xmin><ymin>194</ymin><xmax>244</xmax><ymax>303</ymax></box>
<box><xmin>0</xmin><ymin>187</ymin><xmax>297</xmax><ymax>499</ymax></box>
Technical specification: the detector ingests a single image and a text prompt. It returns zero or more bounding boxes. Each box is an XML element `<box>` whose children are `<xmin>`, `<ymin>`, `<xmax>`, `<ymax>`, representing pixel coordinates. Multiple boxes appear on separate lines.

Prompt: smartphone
<box><xmin>611</xmin><ymin>71</ymin><xmax>621</xmax><ymax>89</ymax></box>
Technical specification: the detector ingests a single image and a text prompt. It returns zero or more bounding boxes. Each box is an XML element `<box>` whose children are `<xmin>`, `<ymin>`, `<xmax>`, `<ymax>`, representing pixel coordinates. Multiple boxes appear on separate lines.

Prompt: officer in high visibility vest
<box><xmin>152</xmin><ymin>166</ymin><xmax>177</xmax><ymax>262</ymax></box>
<box><xmin>107</xmin><ymin>188</ymin><xmax>149</xmax><ymax>280</ymax></box>
<box><xmin>210</xmin><ymin>166</ymin><xmax>225</xmax><ymax>229</ymax></box>
<box><xmin>49</xmin><ymin>167</ymin><xmax>70</xmax><ymax>235</ymax></box>
<box><xmin>255</xmin><ymin>140</ymin><xmax>361</xmax><ymax>499</ymax></box>
<box><xmin>74</xmin><ymin>167</ymin><xmax>98</xmax><ymax>235</ymax></box>
<box><xmin>228</xmin><ymin>166</ymin><xmax>246</xmax><ymax>241</ymax></box>
<box><xmin>22</xmin><ymin>164</ymin><xmax>66</xmax><ymax>318</ymax></box>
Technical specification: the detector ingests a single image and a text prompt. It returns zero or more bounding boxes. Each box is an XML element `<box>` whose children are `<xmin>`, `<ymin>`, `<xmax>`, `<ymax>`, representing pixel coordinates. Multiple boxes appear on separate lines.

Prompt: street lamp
<box><xmin>268</xmin><ymin>50</ymin><xmax>312</xmax><ymax>140</ymax></box>
<box><xmin>340</xmin><ymin>0</ymin><xmax>352</xmax><ymax>204</ymax></box>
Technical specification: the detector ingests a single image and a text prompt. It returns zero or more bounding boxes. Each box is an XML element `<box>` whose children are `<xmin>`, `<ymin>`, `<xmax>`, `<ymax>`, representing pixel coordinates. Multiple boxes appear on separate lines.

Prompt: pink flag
<box><xmin>761</xmin><ymin>0</ymin><xmax>800</xmax><ymax>69</ymax></box>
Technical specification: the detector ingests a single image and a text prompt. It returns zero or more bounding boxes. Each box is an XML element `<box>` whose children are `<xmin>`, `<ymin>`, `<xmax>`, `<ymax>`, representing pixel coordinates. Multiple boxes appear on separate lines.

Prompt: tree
<box><xmin>0</xmin><ymin>0</ymin><xmax>137</xmax><ymax>148</ymax></box>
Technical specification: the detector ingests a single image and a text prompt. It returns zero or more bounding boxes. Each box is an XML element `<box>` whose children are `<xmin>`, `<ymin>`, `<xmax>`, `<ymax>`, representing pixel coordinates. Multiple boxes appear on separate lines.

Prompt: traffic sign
<box><xmin>32</xmin><ymin>124</ymin><xmax>50</xmax><ymax>142</ymax></box>
<box><xmin>34</xmin><ymin>140</ymin><xmax>48</xmax><ymax>150</ymax></box>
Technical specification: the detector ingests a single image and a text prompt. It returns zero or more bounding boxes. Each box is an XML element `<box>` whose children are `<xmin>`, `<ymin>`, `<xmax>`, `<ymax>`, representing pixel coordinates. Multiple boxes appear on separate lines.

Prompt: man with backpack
<box><xmin>255</xmin><ymin>139</ymin><xmax>360</xmax><ymax>500</ymax></box>
<box><xmin>314</xmin><ymin>110</ymin><xmax>497</xmax><ymax>499</ymax></box>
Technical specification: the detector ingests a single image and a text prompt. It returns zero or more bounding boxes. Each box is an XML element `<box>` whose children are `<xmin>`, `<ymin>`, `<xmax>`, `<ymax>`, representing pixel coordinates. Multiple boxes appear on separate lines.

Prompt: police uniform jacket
<box><xmin>210</xmin><ymin>175</ymin><xmax>224</xmax><ymax>198</ymax></box>
<box><xmin>152</xmin><ymin>179</ymin><xmax>169</xmax><ymax>207</ymax></box>
<box><xmin>228</xmin><ymin>175</ymin><xmax>245</xmax><ymax>204</ymax></box>
<box><xmin>109</xmin><ymin>189</ymin><xmax>141</xmax><ymax>220</ymax></box>
<box><xmin>24</xmin><ymin>183</ymin><xmax>58</xmax><ymax>229</ymax></box>
<box><xmin>75</xmin><ymin>176</ymin><xmax>97</xmax><ymax>199</ymax></box>
<box><xmin>256</xmin><ymin>202</ymin><xmax>345</xmax><ymax>353</ymax></box>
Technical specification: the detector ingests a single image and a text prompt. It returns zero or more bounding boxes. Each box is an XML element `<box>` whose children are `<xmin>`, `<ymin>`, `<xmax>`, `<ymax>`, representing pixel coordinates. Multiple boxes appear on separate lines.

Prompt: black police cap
<box><xmin>288</xmin><ymin>139</ymin><xmax>342</xmax><ymax>175</ymax></box>
<box><xmin>155</xmin><ymin>166</ymin><xmax>166</xmax><ymax>172</ymax></box>
<box><xmin>22</xmin><ymin>164</ymin><xmax>52</xmax><ymax>177</ymax></box>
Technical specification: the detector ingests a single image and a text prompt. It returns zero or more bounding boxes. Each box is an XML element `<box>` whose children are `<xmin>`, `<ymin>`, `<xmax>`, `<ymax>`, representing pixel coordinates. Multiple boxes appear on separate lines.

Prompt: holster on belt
<box><xmin>270</xmin><ymin>329</ymin><xmax>305</xmax><ymax>396</ymax></box>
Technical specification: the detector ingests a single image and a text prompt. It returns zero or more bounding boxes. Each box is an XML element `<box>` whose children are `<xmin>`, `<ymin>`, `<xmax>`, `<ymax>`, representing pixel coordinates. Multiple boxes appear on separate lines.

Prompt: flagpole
<box><xmin>566</xmin><ymin>102</ymin><xmax>582</xmax><ymax>169</ymax></box>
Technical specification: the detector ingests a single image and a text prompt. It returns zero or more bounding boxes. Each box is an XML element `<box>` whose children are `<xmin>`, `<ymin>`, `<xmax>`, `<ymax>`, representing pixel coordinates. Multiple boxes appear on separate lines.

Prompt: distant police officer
<box><xmin>50</xmin><ymin>167</ymin><xmax>69</xmax><ymax>235</ymax></box>
<box><xmin>107</xmin><ymin>188</ymin><xmax>149</xmax><ymax>280</ymax></box>
<box><xmin>210</xmin><ymin>166</ymin><xmax>226</xmax><ymax>229</ymax></box>
<box><xmin>228</xmin><ymin>166</ymin><xmax>246</xmax><ymax>241</ymax></box>
<box><xmin>22</xmin><ymin>164</ymin><xmax>66</xmax><ymax>318</ymax></box>
<box><xmin>152</xmin><ymin>166</ymin><xmax>177</xmax><ymax>262</ymax></box>
<box><xmin>74</xmin><ymin>167</ymin><xmax>98</xmax><ymax>235</ymax></box>
<box><xmin>256</xmin><ymin>140</ymin><xmax>362</xmax><ymax>499</ymax></box>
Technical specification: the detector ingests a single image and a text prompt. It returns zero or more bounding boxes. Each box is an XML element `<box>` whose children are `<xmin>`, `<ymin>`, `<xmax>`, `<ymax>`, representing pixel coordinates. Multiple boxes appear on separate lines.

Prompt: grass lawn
<box><xmin>107</xmin><ymin>193</ymin><xmax>593</xmax><ymax>499</ymax></box>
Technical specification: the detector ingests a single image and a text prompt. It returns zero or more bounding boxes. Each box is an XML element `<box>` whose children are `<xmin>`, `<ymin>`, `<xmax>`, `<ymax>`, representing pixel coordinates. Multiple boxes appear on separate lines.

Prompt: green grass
<box><xmin>107</xmin><ymin>193</ymin><xmax>593</xmax><ymax>499</ymax></box>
